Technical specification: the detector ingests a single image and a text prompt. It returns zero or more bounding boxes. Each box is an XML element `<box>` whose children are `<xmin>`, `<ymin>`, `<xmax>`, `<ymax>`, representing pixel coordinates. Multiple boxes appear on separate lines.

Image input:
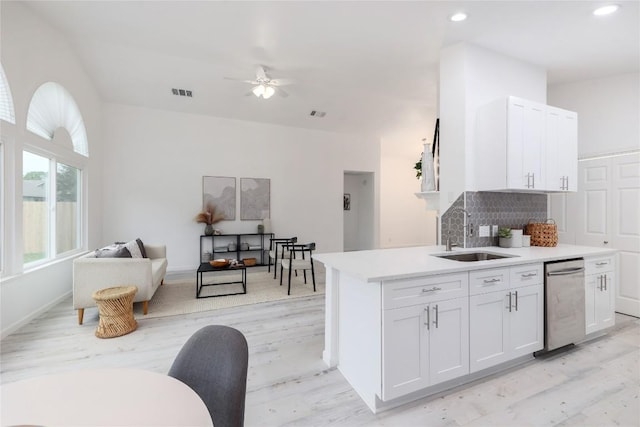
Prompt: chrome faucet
<box><xmin>445</xmin><ymin>207</ymin><xmax>473</xmax><ymax>251</ymax></box>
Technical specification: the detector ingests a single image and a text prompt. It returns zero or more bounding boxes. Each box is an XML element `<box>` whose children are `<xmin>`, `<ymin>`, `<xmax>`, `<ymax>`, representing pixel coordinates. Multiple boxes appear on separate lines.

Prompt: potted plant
<box><xmin>498</xmin><ymin>227</ymin><xmax>513</xmax><ymax>248</ymax></box>
<box><xmin>195</xmin><ymin>202</ymin><xmax>225</xmax><ymax>236</ymax></box>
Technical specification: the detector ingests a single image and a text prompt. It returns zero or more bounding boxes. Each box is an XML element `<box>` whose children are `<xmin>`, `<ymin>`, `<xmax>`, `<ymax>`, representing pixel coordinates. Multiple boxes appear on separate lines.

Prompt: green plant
<box><xmin>498</xmin><ymin>227</ymin><xmax>512</xmax><ymax>238</ymax></box>
<box><xmin>414</xmin><ymin>155</ymin><xmax>422</xmax><ymax>179</ymax></box>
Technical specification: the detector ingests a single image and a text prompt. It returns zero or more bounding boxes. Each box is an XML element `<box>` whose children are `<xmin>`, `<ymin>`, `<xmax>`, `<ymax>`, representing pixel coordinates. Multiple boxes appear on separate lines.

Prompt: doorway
<box><xmin>343</xmin><ymin>171</ymin><xmax>375</xmax><ymax>251</ymax></box>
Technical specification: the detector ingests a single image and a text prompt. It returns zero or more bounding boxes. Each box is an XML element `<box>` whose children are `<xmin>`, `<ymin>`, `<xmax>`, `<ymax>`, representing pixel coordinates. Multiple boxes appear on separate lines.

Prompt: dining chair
<box><xmin>279</xmin><ymin>242</ymin><xmax>316</xmax><ymax>295</ymax></box>
<box><xmin>268</xmin><ymin>236</ymin><xmax>297</xmax><ymax>279</ymax></box>
<box><xmin>168</xmin><ymin>325</ymin><xmax>248</xmax><ymax>427</ymax></box>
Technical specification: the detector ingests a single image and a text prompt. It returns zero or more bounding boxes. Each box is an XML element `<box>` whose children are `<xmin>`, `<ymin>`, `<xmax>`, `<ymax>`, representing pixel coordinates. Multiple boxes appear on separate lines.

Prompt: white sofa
<box><xmin>73</xmin><ymin>244</ymin><xmax>168</xmax><ymax>324</ymax></box>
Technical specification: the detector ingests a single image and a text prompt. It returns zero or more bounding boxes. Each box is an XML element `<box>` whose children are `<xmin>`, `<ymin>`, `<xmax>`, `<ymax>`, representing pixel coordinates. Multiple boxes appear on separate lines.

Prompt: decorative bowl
<box><xmin>210</xmin><ymin>259</ymin><xmax>229</xmax><ymax>268</ymax></box>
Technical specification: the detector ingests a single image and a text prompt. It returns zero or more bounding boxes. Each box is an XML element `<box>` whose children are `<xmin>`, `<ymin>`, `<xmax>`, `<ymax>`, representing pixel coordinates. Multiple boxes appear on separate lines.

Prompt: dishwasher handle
<box><xmin>546</xmin><ymin>267</ymin><xmax>585</xmax><ymax>276</ymax></box>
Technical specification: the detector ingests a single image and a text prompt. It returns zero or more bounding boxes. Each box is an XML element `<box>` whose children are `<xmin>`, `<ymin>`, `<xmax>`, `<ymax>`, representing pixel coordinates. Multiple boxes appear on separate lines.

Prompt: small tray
<box><xmin>210</xmin><ymin>259</ymin><xmax>230</xmax><ymax>268</ymax></box>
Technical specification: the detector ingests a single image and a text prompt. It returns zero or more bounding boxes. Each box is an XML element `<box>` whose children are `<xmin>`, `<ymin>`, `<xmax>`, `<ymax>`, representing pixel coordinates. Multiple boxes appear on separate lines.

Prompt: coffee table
<box><xmin>196</xmin><ymin>263</ymin><xmax>247</xmax><ymax>298</ymax></box>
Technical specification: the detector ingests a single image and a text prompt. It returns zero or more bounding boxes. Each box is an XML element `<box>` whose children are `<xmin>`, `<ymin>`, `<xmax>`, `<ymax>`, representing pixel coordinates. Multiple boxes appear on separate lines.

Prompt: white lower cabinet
<box><xmin>382</xmin><ymin>297</ymin><xmax>469</xmax><ymax>401</ymax></box>
<box><xmin>469</xmin><ymin>265</ymin><xmax>544</xmax><ymax>373</ymax></box>
<box><xmin>585</xmin><ymin>256</ymin><xmax>616</xmax><ymax>334</ymax></box>
<box><xmin>380</xmin><ymin>264</ymin><xmax>544</xmax><ymax>403</ymax></box>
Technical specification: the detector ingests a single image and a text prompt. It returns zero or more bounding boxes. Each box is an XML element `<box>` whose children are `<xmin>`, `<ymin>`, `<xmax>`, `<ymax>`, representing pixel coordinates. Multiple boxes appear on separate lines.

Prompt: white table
<box><xmin>1</xmin><ymin>368</ymin><xmax>213</xmax><ymax>426</ymax></box>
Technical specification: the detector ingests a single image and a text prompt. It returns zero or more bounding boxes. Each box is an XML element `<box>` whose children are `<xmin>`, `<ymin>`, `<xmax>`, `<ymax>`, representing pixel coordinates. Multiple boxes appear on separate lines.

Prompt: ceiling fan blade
<box><xmin>269</xmin><ymin>78</ymin><xmax>294</xmax><ymax>86</ymax></box>
<box><xmin>276</xmin><ymin>87</ymin><xmax>289</xmax><ymax>98</ymax></box>
<box><xmin>224</xmin><ymin>77</ymin><xmax>258</xmax><ymax>84</ymax></box>
<box><xmin>256</xmin><ymin>65</ymin><xmax>268</xmax><ymax>80</ymax></box>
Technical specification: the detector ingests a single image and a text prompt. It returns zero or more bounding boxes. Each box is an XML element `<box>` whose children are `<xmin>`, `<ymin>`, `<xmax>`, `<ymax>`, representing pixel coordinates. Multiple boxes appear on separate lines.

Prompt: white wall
<box><xmin>1</xmin><ymin>2</ymin><xmax>104</xmax><ymax>337</ymax></box>
<box><xmin>439</xmin><ymin>43</ymin><xmax>547</xmax><ymax>211</ymax></box>
<box><xmin>379</xmin><ymin>130</ymin><xmax>438</xmax><ymax>248</ymax></box>
<box><xmin>101</xmin><ymin>103</ymin><xmax>380</xmax><ymax>271</ymax></box>
<box><xmin>548</xmin><ymin>73</ymin><xmax>640</xmax><ymax>158</ymax></box>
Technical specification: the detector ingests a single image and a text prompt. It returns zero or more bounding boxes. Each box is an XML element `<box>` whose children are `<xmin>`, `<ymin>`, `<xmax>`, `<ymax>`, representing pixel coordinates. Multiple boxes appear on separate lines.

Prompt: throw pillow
<box><xmin>94</xmin><ymin>244</ymin><xmax>132</xmax><ymax>258</ymax></box>
<box><xmin>136</xmin><ymin>238</ymin><xmax>147</xmax><ymax>258</ymax></box>
<box><xmin>125</xmin><ymin>239</ymin><xmax>144</xmax><ymax>258</ymax></box>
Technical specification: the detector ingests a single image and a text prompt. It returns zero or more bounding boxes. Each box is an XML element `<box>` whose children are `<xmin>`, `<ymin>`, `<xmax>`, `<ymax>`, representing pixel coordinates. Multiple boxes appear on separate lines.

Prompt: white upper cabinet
<box><xmin>474</xmin><ymin>96</ymin><xmax>578</xmax><ymax>193</ymax></box>
<box><xmin>546</xmin><ymin>106</ymin><xmax>578</xmax><ymax>191</ymax></box>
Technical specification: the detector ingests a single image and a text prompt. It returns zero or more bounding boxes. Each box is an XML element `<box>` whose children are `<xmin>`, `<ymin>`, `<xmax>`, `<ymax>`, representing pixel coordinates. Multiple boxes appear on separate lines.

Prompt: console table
<box><xmin>200</xmin><ymin>233</ymin><xmax>274</xmax><ymax>265</ymax></box>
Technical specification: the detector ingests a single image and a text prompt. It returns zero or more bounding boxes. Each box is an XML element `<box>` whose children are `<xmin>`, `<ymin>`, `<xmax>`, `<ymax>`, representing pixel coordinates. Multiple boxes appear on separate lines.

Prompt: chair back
<box><xmin>168</xmin><ymin>325</ymin><xmax>248</xmax><ymax>427</ymax></box>
<box><xmin>285</xmin><ymin>242</ymin><xmax>315</xmax><ymax>268</ymax></box>
<box><xmin>269</xmin><ymin>236</ymin><xmax>297</xmax><ymax>255</ymax></box>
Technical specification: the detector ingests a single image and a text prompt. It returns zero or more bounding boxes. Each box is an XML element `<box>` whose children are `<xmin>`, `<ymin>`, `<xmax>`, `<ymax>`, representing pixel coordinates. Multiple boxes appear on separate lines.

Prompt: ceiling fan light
<box><xmin>593</xmin><ymin>4</ymin><xmax>619</xmax><ymax>15</ymax></box>
<box><xmin>252</xmin><ymin>85</ymin><xmax>265</xmax><ymax>97</ymax></box>
<box><xmin>263</xmin><ymin>86</ymin><xmax>275</xmax><ymax>99</ymax></box>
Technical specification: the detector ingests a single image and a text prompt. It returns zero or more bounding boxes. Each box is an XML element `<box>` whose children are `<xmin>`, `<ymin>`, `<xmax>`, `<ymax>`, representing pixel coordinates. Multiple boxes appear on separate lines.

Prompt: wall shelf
<box><xmin>415</xmin><ymin>191</ymin><xmax>440</xmax><ymax>211</ymax></box>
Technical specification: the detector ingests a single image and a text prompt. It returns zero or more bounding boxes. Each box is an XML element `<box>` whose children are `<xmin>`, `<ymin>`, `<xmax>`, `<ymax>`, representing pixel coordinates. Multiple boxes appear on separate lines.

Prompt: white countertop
<box><xmin>313</xmin><ymin>244</ymin><xmax>616</xmax><ymax>282</ymax></box>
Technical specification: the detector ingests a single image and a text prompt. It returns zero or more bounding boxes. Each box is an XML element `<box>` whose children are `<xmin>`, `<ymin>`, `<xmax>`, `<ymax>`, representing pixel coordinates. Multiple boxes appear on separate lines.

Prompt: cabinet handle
<box><xmin>603</xmin><ymin>274</ymin><xmax>608</xmax><ymax>291</ymax></box>
<box><xmin>595</xmin><ymin>262</ymin><xmax>608</xmax><ymax>266</ymax></box>
<box><xmin>603</xmin><ymin>241</ymin><xmax>609</xmax><ymax>245</ymax></box>
<box><xmin>526</xmin><ymin>173</ymin><xmax>532</xmax><ymax>189</ymax></box>
<box><xmin>483</xmin><ymin>278</ymin><xmax>501</xmax><ymax>284</ymax></box>
<box><xmin>433</xmin><ymin>304</ymin><xmax>439</xmax><ymax>329</ymax></box>
<box><xmin>598</xmin><ymin>275</ymin><xmax>603</xmax><ymax>291</ymax></box>
<box><xmin>514</xmin><ymin>290</ymin><xmax>519</xmax><ymax>312</ymax></box>
<box><xmin>507</xmin><ymin>292</ymin><xmax>512</xmax><ymax>312</ymax></box>
<box><xmin>521</xmin><ymin>273</ymin><xmax>537</xmax><ymax>278</ymax></box>
<box><xmin>424</xmin><ymin>307</ymin><xmax>430</xmax><ymax>330</ymax></box>
<box><xmin>421</xmin><ymin>286</ymin><xmax>441</xmax><ymax>293</ymax></box>
<box><xmin>560</xmin><ymin>176</ymin><xmax>565</xmax><ymax>190</ymax></box>
<box><xmin>532</xmin><ymin>173</ymin><xmax>535</xmax><ymax>189</ymax></box>
<box><xmin>565</xmin><ymin>176</ymin><xmax>569</xmax><ymax>190</ymax></box>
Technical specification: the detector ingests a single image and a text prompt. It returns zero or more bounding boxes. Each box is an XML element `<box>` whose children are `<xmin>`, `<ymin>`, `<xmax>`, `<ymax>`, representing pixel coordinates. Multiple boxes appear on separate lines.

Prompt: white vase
<box><xmin>421</xmin><ymin>143</ymin><xmax>436</xmax><ymax>192</ymax></box>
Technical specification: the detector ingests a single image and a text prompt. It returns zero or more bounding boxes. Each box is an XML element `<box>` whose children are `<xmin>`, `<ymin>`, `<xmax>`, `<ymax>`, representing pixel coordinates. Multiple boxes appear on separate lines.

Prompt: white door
<box><xmin>381</xmin><ymin>305</ymin><xmax>429</xmax><ymax>400</ymax></box>
<box><xmin>469</xmin><ymin>291</ymin><xmax>509</xmax><ymax>373</ymax></box>
<box><xmin>428</xmin><ymin>298</ymin><xmax>469</xmax><ymax>385</ymax></box>
<box><xmin>611</xmin><ymin>154</ymin><xmax>640</xmax><ymax>317</ymax></box>
<box><xmin>575</xmin><ymin>158</ymin><xmax>612</xmax><ymax>248</ymax></box>
<box><xmin>509</xmin><ymin>284</ymin><xmax>544</xmax><ymax>357</ymax></box>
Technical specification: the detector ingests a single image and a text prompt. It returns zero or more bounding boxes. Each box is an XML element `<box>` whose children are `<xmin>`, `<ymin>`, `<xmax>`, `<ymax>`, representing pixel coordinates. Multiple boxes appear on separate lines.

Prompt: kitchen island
<box><xmin>313</xmin><ymin>244</ymin><xmax>617</xmax><ymax>413</ymax></box>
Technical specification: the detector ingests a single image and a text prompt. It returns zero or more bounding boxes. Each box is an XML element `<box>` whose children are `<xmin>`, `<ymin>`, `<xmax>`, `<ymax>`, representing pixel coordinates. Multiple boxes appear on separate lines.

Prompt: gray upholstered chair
<box><xmin>280</xmin><ymin>242</ymin><xmax>317</xmax><ymax>295</ymax></box>
<box><xmin>168</xmin><ymin>325</ymin><xmax>249</xmax><ymax>427</ymax></box>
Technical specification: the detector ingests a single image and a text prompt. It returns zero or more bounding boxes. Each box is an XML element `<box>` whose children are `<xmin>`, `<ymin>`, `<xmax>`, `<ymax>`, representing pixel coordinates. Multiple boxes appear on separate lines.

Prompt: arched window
<box><xmin>0</xmin><ymin>64</ymin><xmax>15</xmax><ymax>124</ymax></box>
<box><xmin>23</xmin><ymin>82</ymin><xmax>86</xmax><ymax>267</ymax></box>
<box><xmin>27</xmin><ymin>82</ymin><xmax>88</xmax><ymax>156</ymax></box>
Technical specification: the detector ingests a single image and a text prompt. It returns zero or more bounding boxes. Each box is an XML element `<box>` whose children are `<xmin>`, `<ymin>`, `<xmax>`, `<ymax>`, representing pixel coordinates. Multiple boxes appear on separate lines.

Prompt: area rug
<box><xmin>134</xmin><ymin>268</ymin><xmax>325</xmax><ymax>319</ymax></box>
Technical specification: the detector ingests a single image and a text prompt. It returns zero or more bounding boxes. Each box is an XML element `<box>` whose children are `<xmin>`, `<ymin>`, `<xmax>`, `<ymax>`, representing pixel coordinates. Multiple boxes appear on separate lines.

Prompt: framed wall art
<box><xmin>240</xmin><ymin>178</ymin><xmax>270</xmax><ymax>220</ymax></box>
<box><xmin>203</xmin><ymin>176</ymin><xmax>236</xmax><ymax>220</ymax></box>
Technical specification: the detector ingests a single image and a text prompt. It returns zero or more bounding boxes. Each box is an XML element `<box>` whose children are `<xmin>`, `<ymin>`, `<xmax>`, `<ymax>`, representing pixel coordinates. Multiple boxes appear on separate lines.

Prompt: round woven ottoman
<box><xmin>92</xmin><ymin>286</ymin><xmax>138</xmax><ymax>338</ymax></box>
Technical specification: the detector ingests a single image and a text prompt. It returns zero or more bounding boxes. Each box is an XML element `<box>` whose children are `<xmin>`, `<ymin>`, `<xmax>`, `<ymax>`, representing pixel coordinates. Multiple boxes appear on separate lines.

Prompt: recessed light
<box><xmin>593</xmin><ymin>5</ymin><xmax>619</xmax><ymax>16</ymax></box>
<box><xmin>450</xmin><ymin>12</ymin><xmax>467</xmax><ymax>22</ymax></box>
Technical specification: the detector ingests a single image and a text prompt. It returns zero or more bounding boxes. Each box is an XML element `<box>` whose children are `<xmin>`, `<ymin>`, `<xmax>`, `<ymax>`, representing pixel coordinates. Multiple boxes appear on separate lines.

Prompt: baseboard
<box><xmin>1</xmin><ymin>290</ymin><xmax>72</xmax><ymax>340</ymax></box>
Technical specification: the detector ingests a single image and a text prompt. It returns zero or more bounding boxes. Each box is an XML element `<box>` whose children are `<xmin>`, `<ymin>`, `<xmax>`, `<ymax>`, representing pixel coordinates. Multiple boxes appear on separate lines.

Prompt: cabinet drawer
<box><xmin>586</xmin><ymin>256</ymin><xmax>614</xmax><ymax>275</ymax></box>
<box><xmin>383</xmin><ymin>273</ymin><xmax>468</xmax><ymax>309</ymax></box>
<box><xmin>510</xmin><ymin>264</ymin><xmax>543</xmax><ymax>288</ymax></box>
<box><xmin>469</xmin><ymin>268</ymin><xmax>509</xmax><ymax>296</ymax></box>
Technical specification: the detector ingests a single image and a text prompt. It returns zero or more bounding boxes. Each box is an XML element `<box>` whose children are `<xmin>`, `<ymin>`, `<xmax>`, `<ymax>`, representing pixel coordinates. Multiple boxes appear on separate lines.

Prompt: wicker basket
<box><xmin>526</xmin><ymin>219</ymin><xmax>558</xmax><ymax>247</ymax></box>
<box><xmin>210</xmin><ymin>259</ymin><xmax>230</xmax><ymax>268</ymax></box>
<box><xmin>242</xmin><ymin>257</ymin><xmax>257</xmax><ymax>266</ymax></box>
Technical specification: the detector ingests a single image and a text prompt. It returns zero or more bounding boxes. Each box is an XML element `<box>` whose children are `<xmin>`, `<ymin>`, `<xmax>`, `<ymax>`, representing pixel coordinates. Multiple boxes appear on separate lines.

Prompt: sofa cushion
<box><xmin>95</xmin><ymin>244</ymin><xmax>131</xmax><ymax>258</ymax></box>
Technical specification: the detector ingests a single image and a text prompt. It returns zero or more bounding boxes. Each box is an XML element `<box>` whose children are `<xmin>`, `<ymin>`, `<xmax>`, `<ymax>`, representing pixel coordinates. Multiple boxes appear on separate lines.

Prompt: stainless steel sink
<box><xmin>432</xmin><ymin>252</ymin><xmax>518</xmax><ymax>262</ymax></box>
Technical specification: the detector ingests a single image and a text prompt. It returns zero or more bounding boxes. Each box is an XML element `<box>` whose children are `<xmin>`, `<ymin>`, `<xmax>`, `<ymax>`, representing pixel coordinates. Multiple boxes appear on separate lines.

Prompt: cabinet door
<box><xmin>382</xmin><ymin>305</ymin><xmax>429</xmax><ymax>400</ymax></box>
<box><xmin>585</xmin><ymin>274</ymin><xmax>599</xmax><ymax>334</ymax></box>
<box><xmin>469</xmin><ymin>291</ymin><xmax>509</xmax><ymax>373</ymax></box>
<box><xmin>596</xmin><ymin>271</ymin><xmax>615</xmax><ymax>330</ymax></box>
<box><xmin>507</xmin><ymin>98</ymin><xmax>545</xmax><ymax>190</ymax></box>
<box><xmin>428</xmin><ymin>298</ymin><xmax>469</xmax><ymax>386</ymax></box>
<box><xmin>508</xmin><ymin>284</ymin><xmax>544</xmax><ymax>357</ymax></box>
<box><xmin>546</xmin><ymin>107</ymin><xmax>578</xmax><ymax>192</ymax></box>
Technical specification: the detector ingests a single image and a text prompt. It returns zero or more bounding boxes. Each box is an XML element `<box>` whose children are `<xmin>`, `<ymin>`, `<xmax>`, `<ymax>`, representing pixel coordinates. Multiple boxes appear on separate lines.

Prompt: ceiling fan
<box><xmin>225</xmin><ymin>65</ymin><xmax>293</xmax><ymax>99</ymax></box>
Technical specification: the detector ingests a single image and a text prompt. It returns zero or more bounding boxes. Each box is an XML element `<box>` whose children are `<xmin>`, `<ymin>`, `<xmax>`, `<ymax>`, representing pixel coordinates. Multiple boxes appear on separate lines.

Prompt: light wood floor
<box><xmin>1</xmin><ymin>290</ymin><xmax>638</xmax><ymax>427</ymax></box>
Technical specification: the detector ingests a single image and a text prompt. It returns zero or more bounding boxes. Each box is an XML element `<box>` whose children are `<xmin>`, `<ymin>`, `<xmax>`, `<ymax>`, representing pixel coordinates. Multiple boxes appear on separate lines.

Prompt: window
<box><xmin>23</xmin><ymin>152</ymin><xmax>50</xmax><ymax>264</ymax></box>
<box><xmin>23</xmin><ymin>152</ymin><xmax>82</xmax><ymax>266</ymax></box>
<box><xmin>56</xmin><ymin>163</ymin><xmax>80</xmax><ymax>254</ymax></box>
<box><xmin>0</xmin><ymin>64</ymin><xmax>15</xmax><ymax>124</ymax></box>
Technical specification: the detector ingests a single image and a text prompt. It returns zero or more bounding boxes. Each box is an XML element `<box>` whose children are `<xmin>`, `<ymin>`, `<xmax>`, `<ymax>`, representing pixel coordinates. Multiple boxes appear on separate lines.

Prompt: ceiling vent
<box><xmin>171</xmin><ymin>88</ymin><xmax>193</xmax><ymax>97</ymax></box>
<box><xmin>310</xmin><ymin>110</ymin><xmax>326</xmax><ymax>118</ymax></box>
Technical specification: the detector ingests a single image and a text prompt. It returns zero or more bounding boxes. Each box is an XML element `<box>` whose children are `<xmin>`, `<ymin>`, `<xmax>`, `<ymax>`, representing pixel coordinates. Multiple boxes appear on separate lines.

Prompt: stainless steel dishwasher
<box><xmin>542</xmin><ymin>258</ymin><xmax>586</xmax><ymax>352</ymax></box>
